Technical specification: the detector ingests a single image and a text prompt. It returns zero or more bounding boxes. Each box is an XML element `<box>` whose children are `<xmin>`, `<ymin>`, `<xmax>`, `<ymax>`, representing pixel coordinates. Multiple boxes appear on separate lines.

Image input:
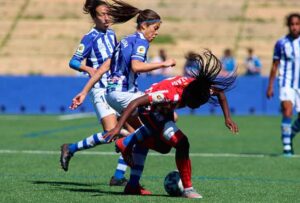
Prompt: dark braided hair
<box><xmin>182</xmin><ymin>50</ymin><xmax>237</xmax><ymax>108</ymax></box>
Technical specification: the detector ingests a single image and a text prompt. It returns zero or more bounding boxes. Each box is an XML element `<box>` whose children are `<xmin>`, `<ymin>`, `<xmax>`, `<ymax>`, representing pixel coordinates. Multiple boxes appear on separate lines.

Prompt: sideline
<box><xmin>0</xmin><ymin>149</ymin><xmax>299</xmax><ymax>158</ymax></box>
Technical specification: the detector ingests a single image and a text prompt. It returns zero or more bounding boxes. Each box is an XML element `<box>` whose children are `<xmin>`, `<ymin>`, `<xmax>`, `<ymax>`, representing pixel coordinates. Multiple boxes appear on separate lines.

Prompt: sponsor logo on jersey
<box><xmin>137</xmin><ymin>46</ymin><xmax>146</xmax><ymax>56</ymax></box>
<box><xmin>151</xmin><ymin>92</ymin><xmax>165</xmax><ymax>103</ymax></box>
<box><xmin>76</xmin><ymin>44</ymin><xmax>85</xmax><ymax>54</ymax></box>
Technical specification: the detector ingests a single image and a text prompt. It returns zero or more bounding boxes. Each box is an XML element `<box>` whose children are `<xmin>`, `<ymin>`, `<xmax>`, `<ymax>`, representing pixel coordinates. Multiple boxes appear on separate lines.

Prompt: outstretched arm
<box><xmin>104</xmin><ymin>95</ymin><xmax>150</xmax><ymax>142</ymax></box>
<box><xmin>131</xmin><ymin>59</ymin><xmax>176</xmax><ymax>73</ymax></box>
<box><xmin>217</xmin><ymin>92</ymin><xmax>239</xmax><ymax>134</ymax></box>
<box><xmin>70</xmin><ymin>59</ymin><xmax>111</xmax><ymax>110</ymax></box>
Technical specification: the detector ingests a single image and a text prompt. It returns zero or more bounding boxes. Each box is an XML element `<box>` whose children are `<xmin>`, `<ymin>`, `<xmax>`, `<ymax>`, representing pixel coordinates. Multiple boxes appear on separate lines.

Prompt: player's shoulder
<box><xmin>275</xmin><ymin>35</ymin><xmax>290</xmax><ymax>47</ymax></box>
<box><xmin>82</xmin><ymin>28</ymin><xmax>101</xmax><ymax>42</ymax></box>
<box><xmin>134</xmin><ymin>32</ymin><xmax>149</xmax><ymax>46</ymax></box>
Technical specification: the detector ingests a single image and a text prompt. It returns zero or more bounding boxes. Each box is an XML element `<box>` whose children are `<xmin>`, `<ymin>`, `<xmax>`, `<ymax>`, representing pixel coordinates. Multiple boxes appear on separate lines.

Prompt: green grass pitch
<box><xmin>0</xmin><ymin>114</ymin><xmax>299</xmax><ymax>202</ymax></box>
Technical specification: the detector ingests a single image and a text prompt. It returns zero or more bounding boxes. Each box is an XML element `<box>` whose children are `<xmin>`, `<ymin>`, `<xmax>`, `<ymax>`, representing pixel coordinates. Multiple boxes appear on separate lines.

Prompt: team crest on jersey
<box><xmin>151</xmin><ymin>92</ymin><xmax>165</xmax><ymax>103</ymax></box>
<box><xmin>76</xmin><ymin>44</ymin><xmax>85</xmax><ymax>54</ymax></box>
<box><xmin>137</xmin><ymin>46</ymin><xmax>146</xmax><ymax>56</ymax></box>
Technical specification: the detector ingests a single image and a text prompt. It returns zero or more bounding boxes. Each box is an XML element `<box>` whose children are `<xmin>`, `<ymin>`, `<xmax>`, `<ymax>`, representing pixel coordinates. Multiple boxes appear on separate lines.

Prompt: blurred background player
<box><xmin>62</xmin><ymin>0</ymin><xmax>176</xmax><ymax>194</ymax></box>
<box><xmin>220</xmin><ymin>48</ymin><xmax>236</xmax><ymax>76</ymax></box>
<box><xmin>244</xmin><ymin>48</ymin><xmax>262</xmax><ymax>76</ymax></box>
<box><xmin>149</xmin><ymin>49</ymin><xmax>172</xmax><ymax>75</ymax></box>
<box><xmin>266</xmin><ymin>13</ymin><xmax>300</xmax><ymax>156</ymax></box>
<box><xmin>104</xmin><ymin>50</ymin><xmax>238</xmax><ymax>198</ymax></box>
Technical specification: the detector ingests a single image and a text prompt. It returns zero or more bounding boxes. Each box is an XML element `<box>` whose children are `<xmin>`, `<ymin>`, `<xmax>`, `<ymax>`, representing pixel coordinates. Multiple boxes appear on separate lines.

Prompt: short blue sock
<box><xmin>68</xmin><ymin>143</ymin><xmax>78</xmax><ymax>154</ymax></box>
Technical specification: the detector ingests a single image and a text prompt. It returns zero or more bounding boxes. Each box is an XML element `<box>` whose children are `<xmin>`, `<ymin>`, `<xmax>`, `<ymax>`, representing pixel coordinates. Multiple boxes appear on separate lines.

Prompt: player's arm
<box><xmin>131</xmin><ymin>59</ymin><xmax>176</xmax><ymax>73</ymax></box>
<box><xmin>104</xmin><ymin>95</ymin><xmax>150</xmax><ymax>141</ymax></box>
<box><xmin>266</xmin><ymin>60</ymin><xmax>280</xmax><ymax>99</ymax></box>
<box><xmin>70</xmin><ymin>59</ymin><xmax>111</xmax><ymax>110</ymax></box>
<box><xmin>73</xmin><ymin>62</ymin><xmax>97</xmax><ymax>77</ymax></box>
<box><xmin>216</xmin><ymin>91</ymin><xmax>239</xmax><ymax>134</ymax></box>
<box><xmin>69</xmin><ymin>35</ymin><xmax>97</xmax><ymax>77</ymax></box>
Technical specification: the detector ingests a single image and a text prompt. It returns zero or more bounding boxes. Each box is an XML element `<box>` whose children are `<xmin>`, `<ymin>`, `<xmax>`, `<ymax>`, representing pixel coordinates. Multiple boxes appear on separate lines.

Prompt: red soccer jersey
<box><xmin>145</xmin><ymin>76</ymin><xmax>195</xmax><ymax>113</ymax></box>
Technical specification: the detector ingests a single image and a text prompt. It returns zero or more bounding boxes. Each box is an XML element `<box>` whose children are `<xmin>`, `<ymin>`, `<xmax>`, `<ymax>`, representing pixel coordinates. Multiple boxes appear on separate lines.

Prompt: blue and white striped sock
<box><xmin>281</xmin><ymin>117</ymin><xmax>292</xmax><ymax>152</ymax></box>
<box><xmin>113</xmin><ymin>155</ymin><xmax>127</xmax><ymax>180</ymax></box>
<box><xmin>68</xmin><ymin>131</ymin><xmax>108</xmax><ymax>154</ymax></box>
<box><xmin>128</xmin><ymin>144</ymin><xmax>149</xmax><ymax>187</ymax></box>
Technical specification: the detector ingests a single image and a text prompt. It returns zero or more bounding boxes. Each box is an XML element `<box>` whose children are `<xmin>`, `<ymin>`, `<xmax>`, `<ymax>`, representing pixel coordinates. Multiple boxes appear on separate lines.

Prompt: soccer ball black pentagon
<box><xmin>164</xmin><ymin>170</ymin><xmax>184</xmax><ymax>196</ymax></box>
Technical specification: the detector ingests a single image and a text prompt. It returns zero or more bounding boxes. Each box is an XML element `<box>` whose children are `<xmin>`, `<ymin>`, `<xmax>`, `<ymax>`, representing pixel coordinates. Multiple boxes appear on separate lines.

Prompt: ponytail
<box><xmin>107</xmin><ymin>0</ymin><xmax>161</xmax><ymax>28</ymax></box>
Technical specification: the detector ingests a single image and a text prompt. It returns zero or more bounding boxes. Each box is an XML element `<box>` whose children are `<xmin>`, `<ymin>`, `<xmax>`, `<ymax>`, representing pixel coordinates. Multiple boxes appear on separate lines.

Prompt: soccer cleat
<box><xmin>60</xmin><ymin>144</ymin><xmax>73</xmax><ymax>171</ymax></box>
<box><xmin>109</xmin><ymin>176</ymin><xmax>128</xmax><ymax>186</ymax></box>
<box><xmin>124</xmin><ymin>183</ymin><xmax>152</xmax><ymax>195</ymax></box>
<box><xmin>182</xmin><ymin>188</ymin><xmax>203</xmax><ymax>199</ymax></box>
<box><xmin>115</xmin><ymin>138</ymin><xmax>134</xmax><ymax>167</ymax></box>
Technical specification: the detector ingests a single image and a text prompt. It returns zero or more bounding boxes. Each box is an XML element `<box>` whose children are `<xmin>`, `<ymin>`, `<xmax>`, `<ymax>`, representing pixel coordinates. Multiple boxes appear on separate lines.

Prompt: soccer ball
<box><xmin>164</xmin><ymin>170</ymin><xmax>184</xmax><ymax>196</ymax></box>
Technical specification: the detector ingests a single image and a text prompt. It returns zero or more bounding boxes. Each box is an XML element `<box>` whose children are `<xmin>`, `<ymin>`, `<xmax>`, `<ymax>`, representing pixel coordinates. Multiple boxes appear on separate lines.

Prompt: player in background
<box><xmin>63</xmin><ymin>0</ymin><xmax>176</xmax><ymax>194</ymax></box>
<box><xmin>61</xmin><ymin>0</ymin><xmax>132</xmax><ymax>186</ymax></box>
<box><xmin>266</xmin><ymin>13</ymin><xmax>300</xmax><ymax>156</ymax></box>
<box><xmin>104</xmin><ymin>50</ymin><xmax>238</xmax><ymax>198</ymax></box>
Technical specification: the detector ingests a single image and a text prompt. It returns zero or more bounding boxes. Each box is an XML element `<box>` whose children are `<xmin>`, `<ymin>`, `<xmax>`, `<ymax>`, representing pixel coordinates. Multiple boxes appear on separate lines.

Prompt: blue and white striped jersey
<box><xmin>273</xmin><ymin>35</ymin><xmax>300</xmax><ymax>89</ymax></box>
<box><xmin>107</xmin><ymin>32</ymin><xmax>149</xmax><ymax>93</ymax></box>
<box><xmin>70</xmin><ymin>28</ymin><xmax>117</xmax><ymax>88</ymax></box>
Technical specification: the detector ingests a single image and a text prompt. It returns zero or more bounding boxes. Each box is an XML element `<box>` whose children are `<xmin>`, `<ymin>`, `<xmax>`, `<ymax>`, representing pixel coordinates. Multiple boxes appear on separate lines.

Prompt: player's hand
<box><xmin>103</xmin><ymin>127</ymin><xmax>121</xmax><ymax>143</ymax></box>
<box><xmin>266</xmin><ymin>86</ymin><xmax>273</xmax><ymax>99</ymax></box>
<box><xmin>69</xmin><ymin>92</ymin><xmax>87</xmax><ymax>110</ymax></box>
<box><xmin>163</xmin><ymin>59</ymin><xmax>176</xmax><ymax>68</ymax></box>
<box><xmin>225</xmin><ymin>118</ymin><xmax>239</xmax><ymax>134</ymax></box>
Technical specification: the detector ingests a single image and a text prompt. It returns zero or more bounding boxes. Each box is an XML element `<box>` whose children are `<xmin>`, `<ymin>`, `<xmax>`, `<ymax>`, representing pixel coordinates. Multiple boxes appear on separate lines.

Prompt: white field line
<box><xmin>0</xmin><ymin>150</ymin><xmax>299</xmax><ymax>158</ymax></box>
<box><xmin>58</xmin><ymin>113</ymin><xmax>95</xmax><ymax>120</ymax></box>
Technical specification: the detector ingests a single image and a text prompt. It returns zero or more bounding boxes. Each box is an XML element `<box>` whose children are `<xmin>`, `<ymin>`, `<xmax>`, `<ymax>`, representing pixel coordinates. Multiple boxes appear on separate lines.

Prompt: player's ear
<box><xmin>139</xmin><ymin>22</ymin><xmax>148</xmax><ymax>31</ymax></box>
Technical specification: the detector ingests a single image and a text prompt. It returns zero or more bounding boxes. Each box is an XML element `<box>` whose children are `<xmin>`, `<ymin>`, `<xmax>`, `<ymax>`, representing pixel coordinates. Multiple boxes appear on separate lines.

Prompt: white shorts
<box><xmin>106</xmin><ymin>91</ymin><xmax>144</xmax><ymax>114</ymax></box>
<box><xmin>89</xmin><ymin>88</ymin><xmax>116</xmax><ymax>121</ymax></box>
<box><xmin>279</xmin><ymin>86</ymin><xmax>300</xmax><ymax>112</ymax></box>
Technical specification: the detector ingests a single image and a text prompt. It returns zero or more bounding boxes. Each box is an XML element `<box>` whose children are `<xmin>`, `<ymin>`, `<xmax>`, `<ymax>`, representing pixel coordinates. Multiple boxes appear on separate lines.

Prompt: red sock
<box><xmin>176</xmin><ymin>158</ymin><xmax>192</xmax><ymax>188</ymax></box>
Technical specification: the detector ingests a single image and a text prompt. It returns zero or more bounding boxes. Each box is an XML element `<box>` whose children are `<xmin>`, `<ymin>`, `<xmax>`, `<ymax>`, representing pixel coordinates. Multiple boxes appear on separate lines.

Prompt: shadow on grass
<box><xmin>30</xmin><ymin>180</ymin><xmax>171</xmax><ymax>198</ymax></box>
<box><xmin>31</xmin><ymin>180</ymin><xmax>93</xmax><ymax>187</ymax></box>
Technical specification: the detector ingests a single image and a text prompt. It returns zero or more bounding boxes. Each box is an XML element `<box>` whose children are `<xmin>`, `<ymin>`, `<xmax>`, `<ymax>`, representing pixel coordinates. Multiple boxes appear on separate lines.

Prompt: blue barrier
<box><xmin>0</xmin><ymin>75</ymin><xmax>280</xmax><ymax>115</ymax></box>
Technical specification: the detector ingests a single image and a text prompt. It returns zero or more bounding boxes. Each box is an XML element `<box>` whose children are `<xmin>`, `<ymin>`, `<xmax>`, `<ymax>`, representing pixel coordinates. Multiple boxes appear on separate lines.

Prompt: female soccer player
<box><xmin>104</xmin><ymin>50</ymin><xmax>239</xmax><ymax>198</ymax></box>
<box><xmin>266</xmin><ymin>13</ymin><xmax>300</xmax><ymax>156</ymax></box>
<box><xmin>61</xmin><ymin>0</ymin><xmax>175</xmax><ymax>193</ymax></box>
<box><xmin>63</xmin><ymin>0</ymin><xmax>131</xmax><ymax>186</ymax></box>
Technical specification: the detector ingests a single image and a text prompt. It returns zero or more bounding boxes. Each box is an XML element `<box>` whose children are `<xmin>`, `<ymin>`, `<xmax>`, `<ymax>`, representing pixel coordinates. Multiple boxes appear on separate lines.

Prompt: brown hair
<box><xmin>107</xmin><ymin>0</ymin><xmax>161</xmax><ymax>28</ymax></box>
<box><xmin>83</xmin><ymin>0</ymin><xmax>108</xmax><ymax>19</ymax></box>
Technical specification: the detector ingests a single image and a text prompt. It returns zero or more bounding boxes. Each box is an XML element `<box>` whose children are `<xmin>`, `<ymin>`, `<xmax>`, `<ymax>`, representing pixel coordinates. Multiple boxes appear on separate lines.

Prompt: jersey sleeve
<box><xmin>273</xmin><ymin>40</ymin><xmax>282</xmax><ymax>60</ymax></box>
<box><xmin>131</xmin><ymin>39</ymin><xmax>149</xmax><ymax>62</ymax></box>
<box><xmin>70</xmin><ymin>34</ymin><xmax>94</xmax><ymax>69</ymax></box>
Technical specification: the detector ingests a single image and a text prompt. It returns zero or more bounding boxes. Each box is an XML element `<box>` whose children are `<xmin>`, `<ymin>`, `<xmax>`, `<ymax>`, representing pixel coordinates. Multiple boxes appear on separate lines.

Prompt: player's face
<box><xmin>94</xmin><ymin>5</ymin><xmax>111</xmax><ymax>30</ymax></box>
<box><xmin>142</xmin><ymin>22</ymin><xmax>161</xmax><ymax>42</ymax></box>
<box><xmin>288</xmin><ymin>17</ymin><xmax>300</xmax><ymax>37</ymax></box>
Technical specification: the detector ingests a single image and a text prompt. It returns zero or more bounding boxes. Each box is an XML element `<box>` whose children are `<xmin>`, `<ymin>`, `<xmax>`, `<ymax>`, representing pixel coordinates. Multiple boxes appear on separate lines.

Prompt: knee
<box><xmin>281</xmin><ymin>102</ymin><xmax>293</xmax><ymax>117</ymax></box>
<box><xmin>156</xmin><ymin>146</ymin><xmax>172</xmax><ymax>154</ymax></box>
